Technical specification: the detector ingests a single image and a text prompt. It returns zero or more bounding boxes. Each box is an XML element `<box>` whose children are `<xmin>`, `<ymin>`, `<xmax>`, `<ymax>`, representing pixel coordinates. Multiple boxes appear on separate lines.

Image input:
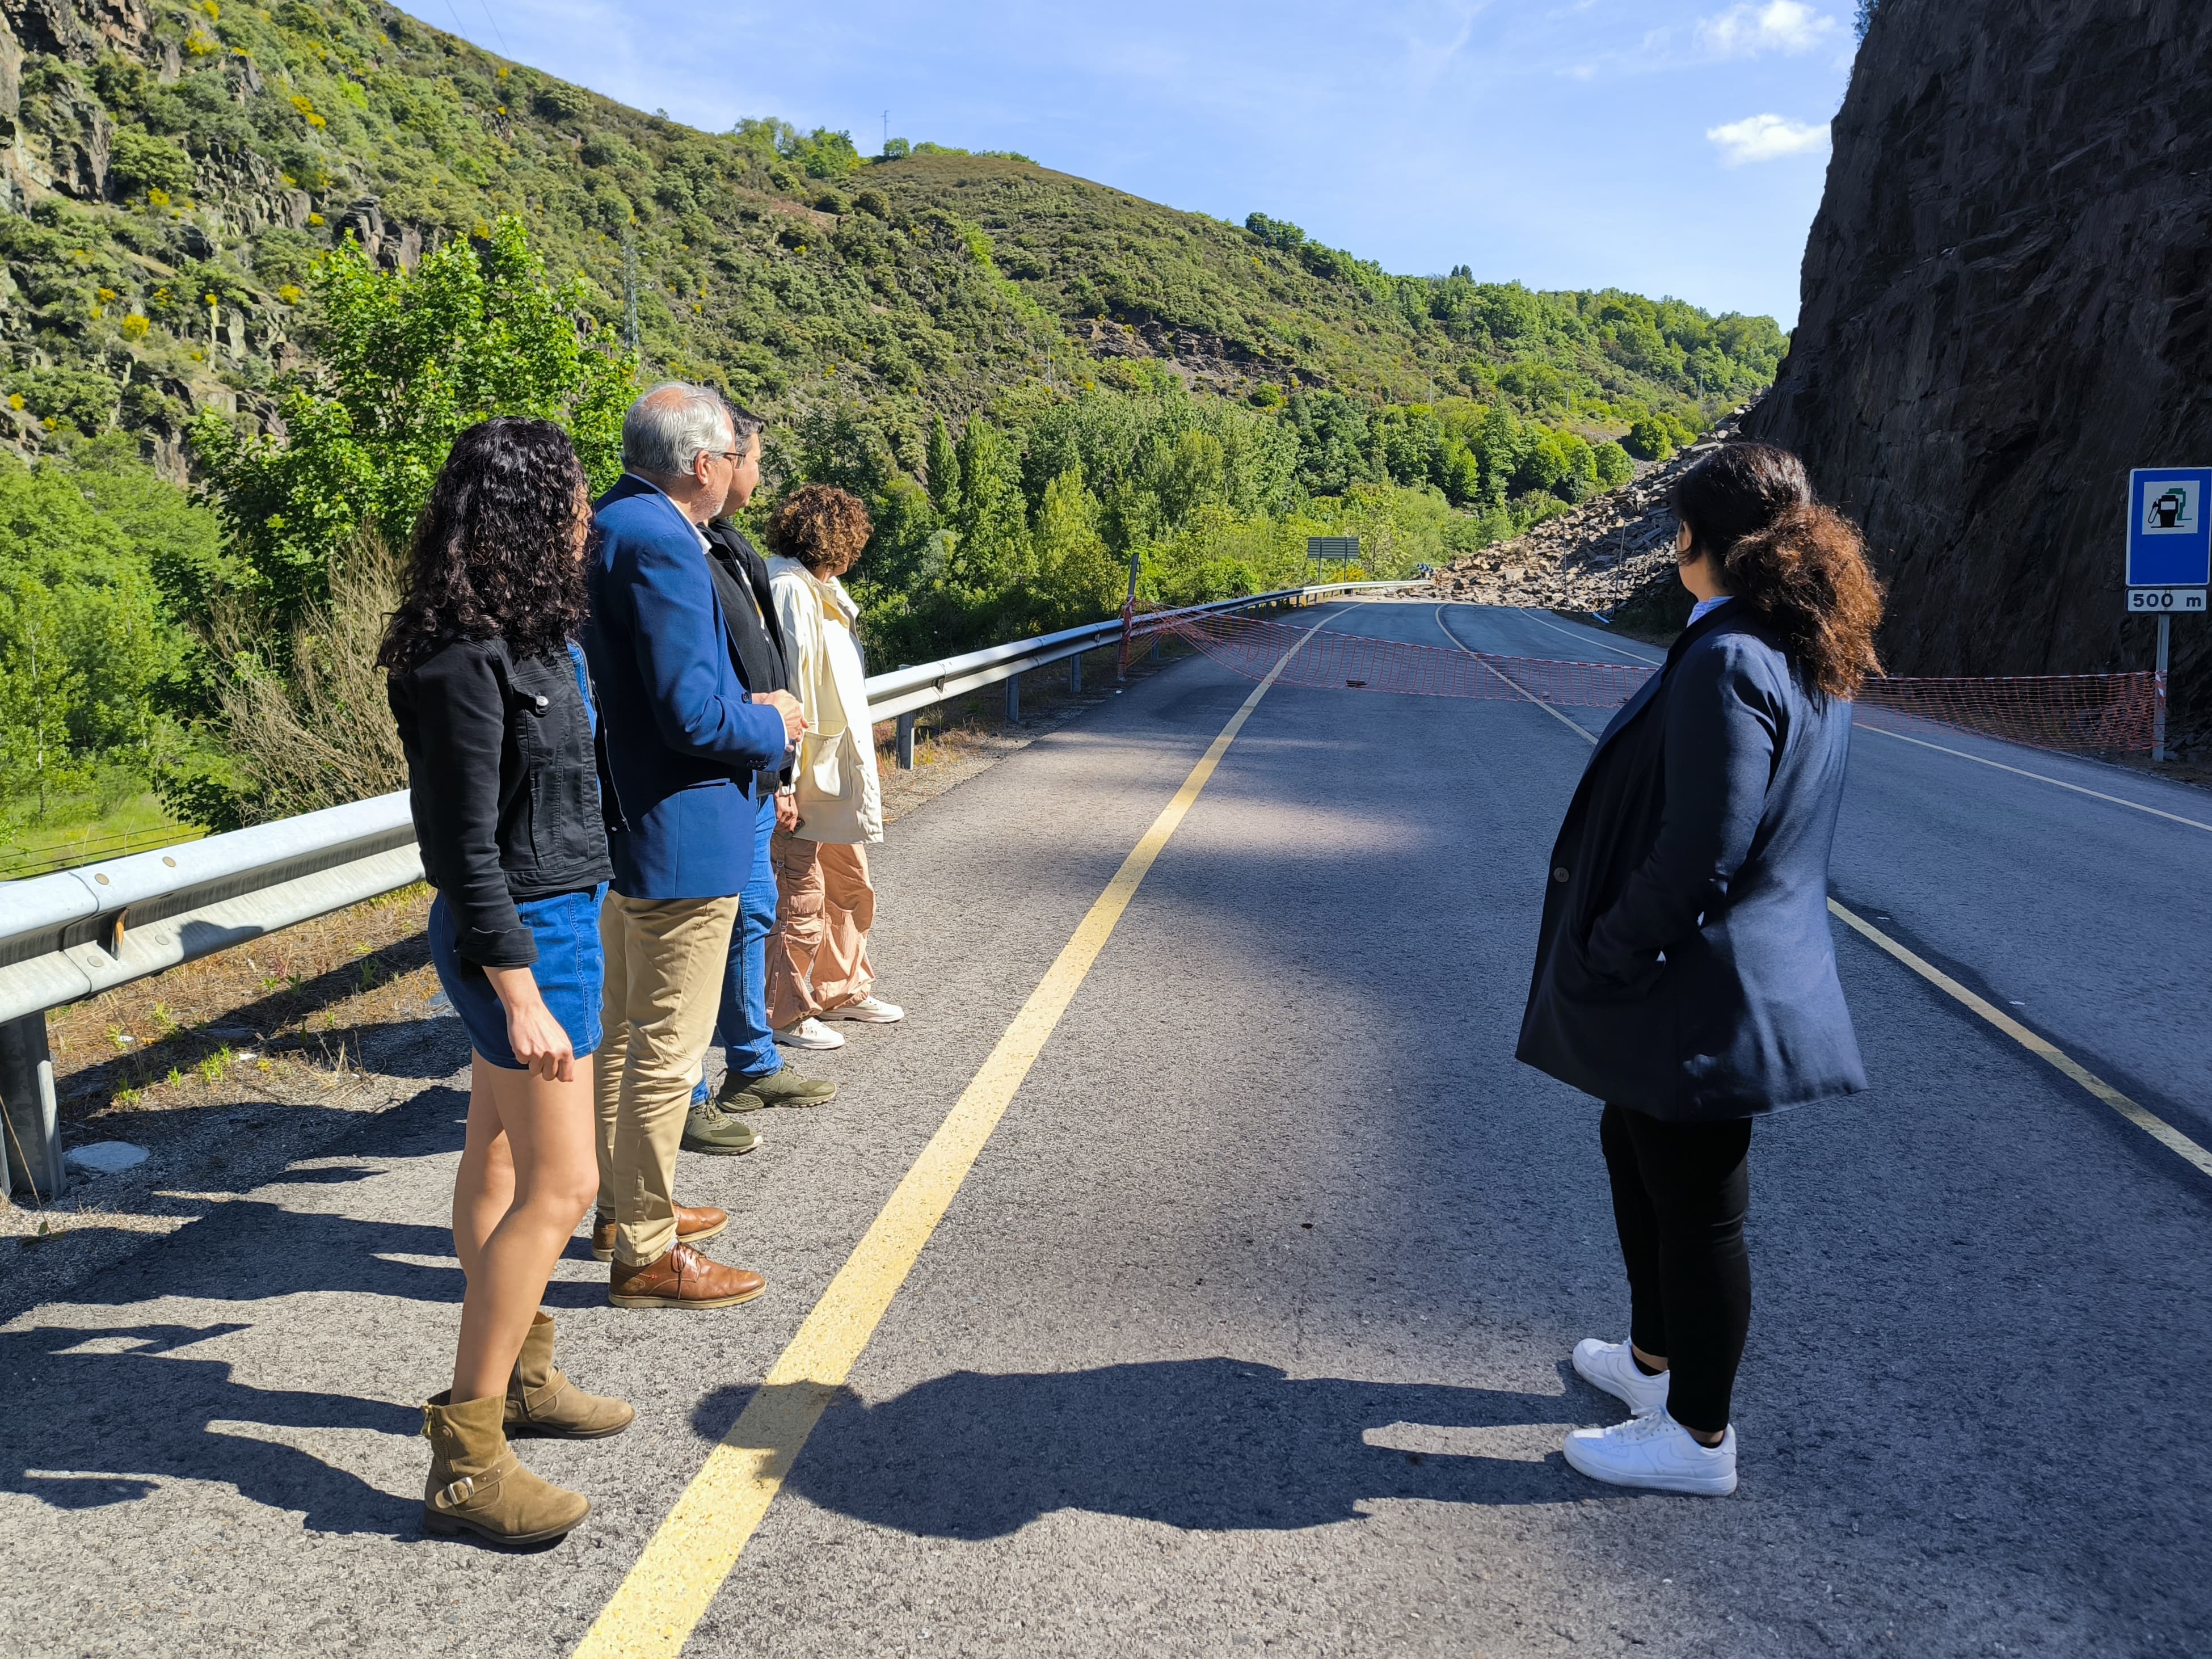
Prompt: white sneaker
<box><xmin>1573</xmin><ymin>1337</ymin><xmax>1670</xmax><ymax>1417</ymax></box>
<box><xmin>1563</xmin><ymin>1408</ymin><xmax>1737</xmax><ymax>1496</ymax></box>
<box><xmin>774</xmin><ymin>1017</ymin><xmax>845</xmax><ymax>1051</ymax></box>
<box><xmin>818</xmin><ymin>995</ymin><xmax>904</xmax><ymax>1024</ymax></box>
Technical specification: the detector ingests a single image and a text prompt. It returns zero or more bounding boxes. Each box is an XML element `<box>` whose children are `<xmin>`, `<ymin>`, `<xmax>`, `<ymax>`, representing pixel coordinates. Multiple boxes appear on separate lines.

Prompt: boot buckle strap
<box><xmin>435</xmin><ymin>1476</ymin><xmax>475</xmax><ymax>1510</ymax></box>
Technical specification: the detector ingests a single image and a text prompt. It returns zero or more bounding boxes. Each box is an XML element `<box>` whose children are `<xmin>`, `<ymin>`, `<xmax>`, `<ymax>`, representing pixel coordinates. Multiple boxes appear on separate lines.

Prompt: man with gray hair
<box><xmin>583</xmin><ymin>381</ymin><xmax>807</xmax><ymax>1311</ymax></box>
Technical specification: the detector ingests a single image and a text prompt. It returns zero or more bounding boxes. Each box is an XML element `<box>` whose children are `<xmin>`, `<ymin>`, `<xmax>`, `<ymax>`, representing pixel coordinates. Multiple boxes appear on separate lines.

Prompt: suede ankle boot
<box><xmin>505</xmin><ymin>1312</ymin><xmax>635</xmax><ymax>1439</ymax></box>
<box><xmin>422</xmin><ymin>1389</ymin><xmax>589</xmax><ymax>1545</ymax></box>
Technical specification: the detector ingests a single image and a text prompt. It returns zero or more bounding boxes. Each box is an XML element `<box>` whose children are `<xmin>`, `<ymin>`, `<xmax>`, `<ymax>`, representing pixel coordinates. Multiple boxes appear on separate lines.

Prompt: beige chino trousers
<box><xmin>764</xmin><ymin>834</ymin><xmax>875</xmax><ymax>1030</ymax></box>
<box><xmin>593</xmin><ymin>892</ymin><xmax>739</xmax><ymax>1265</ymax></box>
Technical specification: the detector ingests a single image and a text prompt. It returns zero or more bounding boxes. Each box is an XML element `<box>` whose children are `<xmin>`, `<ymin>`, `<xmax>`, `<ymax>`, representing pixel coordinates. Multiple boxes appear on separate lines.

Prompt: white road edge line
<box><xmin>1502</xmin><ymin>604</ymin><xmax>2206</xmax><ymax>832</ymax></box>
<box><xmin>1853</xmin><ymin>723</ymin><xmax>2212</xmax><ymax>834</ymax></box>
<box><xmin>1434</xmin><ymin>599</ymin><xmax>2212</xmax><ymax>1185</ymax></box>
<box><xmin>1431</xmin><ymin>605</ymin><xmax>1604</xmax><ymax>742</ymax></box>
<box><xmin>1520</xmin><ymin>607</ymin><xmax>1665</xmax><ymax>666</ymax></box>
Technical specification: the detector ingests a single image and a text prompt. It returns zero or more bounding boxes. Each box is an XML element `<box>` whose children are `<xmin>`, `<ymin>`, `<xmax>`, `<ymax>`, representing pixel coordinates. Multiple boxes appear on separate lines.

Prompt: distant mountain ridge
<box><xmin>2</xmin><ymin>0</ymin><xmax>1784</xmax><ymax>475</ymax></box>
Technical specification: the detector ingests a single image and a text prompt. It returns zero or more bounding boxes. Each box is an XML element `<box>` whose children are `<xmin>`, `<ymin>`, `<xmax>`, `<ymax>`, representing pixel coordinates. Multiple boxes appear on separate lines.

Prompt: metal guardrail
<box><xmin>0</xmin><ymin>580</ymin><xmax>1410</xmax><ymax>1197</ymax></box>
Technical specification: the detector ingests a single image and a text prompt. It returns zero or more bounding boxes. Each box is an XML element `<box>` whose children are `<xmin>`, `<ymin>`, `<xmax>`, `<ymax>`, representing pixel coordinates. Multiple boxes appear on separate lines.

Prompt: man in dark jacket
<box><xmin>683</xmin><ymin>405</ymin><xmax>839</xmax><ymax>1156</ymax></box>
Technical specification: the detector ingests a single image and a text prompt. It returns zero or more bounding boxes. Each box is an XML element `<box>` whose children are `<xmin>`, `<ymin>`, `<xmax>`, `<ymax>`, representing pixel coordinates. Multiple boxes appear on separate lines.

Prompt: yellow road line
<box><xmin>572</xmin><ymin>613</ymin><xmax>1339</xmax><ymax>1659</ymax></box>
<box><xmin>1445</xmin><ymin>604</ymin><xmax>2212</xmax><ymax>1185</ymax></box>
<box><xmin>1853</xmin><ymin>723</ymin><xmax>2212</xmax><ymax>834</ymax></box>
<box><xmin>1432</xmin><ymin>605</ymin><xmax>1603</xmax><ymax>742</ymax></box>
<box><xmin>1825</xmin><ymin>900</ymin><xmax>2212</xmax><ymax>1178</ymax></box>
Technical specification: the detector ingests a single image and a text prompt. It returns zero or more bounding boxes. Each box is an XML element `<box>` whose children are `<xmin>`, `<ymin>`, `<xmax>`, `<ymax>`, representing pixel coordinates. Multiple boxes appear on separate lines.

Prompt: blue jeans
<box><xmin>429</xmin><ymin>883</ymin><xmax>607</xmax><ymax>1069</ymax></box>
<box><xmin>707</xmin><ymin>792</ymin><xmax>783</xmax><ymax>1090</ymax></box>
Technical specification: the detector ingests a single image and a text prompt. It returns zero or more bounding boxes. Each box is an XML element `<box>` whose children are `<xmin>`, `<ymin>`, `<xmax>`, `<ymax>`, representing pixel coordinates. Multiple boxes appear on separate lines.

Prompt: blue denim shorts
<box><xmin>428</xmin><ymin>883</ymin><xmax>608</xmax><ymax>1069</ymax></box>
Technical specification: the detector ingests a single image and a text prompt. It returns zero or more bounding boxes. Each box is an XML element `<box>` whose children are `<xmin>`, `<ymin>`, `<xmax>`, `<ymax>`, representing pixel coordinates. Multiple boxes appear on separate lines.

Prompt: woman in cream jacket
<box><xmin>761</xmin><ymin>485</ymin><xmax>903</xmax><ymax>1049</ymax></box>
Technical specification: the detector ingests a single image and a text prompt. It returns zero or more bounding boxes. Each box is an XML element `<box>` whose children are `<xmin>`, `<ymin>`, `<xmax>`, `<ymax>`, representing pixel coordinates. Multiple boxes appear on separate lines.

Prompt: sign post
<box><xmin>2124</xmin><ymin>468</ymin><xmax>2211</xmax><ymax>763</ymax></box>
<box><xmin>1307</xmin><ymin>535</ymin><xmax>1360</xmax><ymax>567</ymax></box>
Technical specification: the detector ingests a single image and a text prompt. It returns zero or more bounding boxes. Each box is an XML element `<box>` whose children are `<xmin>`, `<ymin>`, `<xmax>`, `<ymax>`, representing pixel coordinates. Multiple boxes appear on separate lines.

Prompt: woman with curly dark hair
<box><xmin>760</xmin><ymin>483</ymin><xmax>903</xmax><ymax>1050</ymax></box>
<box><xmin>1518</xmin><ymin>441</ymin><xmax>1884</xmax><ymax>1497</ymax></box>
<box><xmin>383</xmin><ymin>416</ymin><xmax>630</xmax><ymax>1546</ymax></box>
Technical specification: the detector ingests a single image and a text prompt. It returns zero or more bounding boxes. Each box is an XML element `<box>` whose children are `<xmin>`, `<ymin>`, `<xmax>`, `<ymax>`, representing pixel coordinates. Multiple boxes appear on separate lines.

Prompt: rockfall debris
<box><xmin>1427</xmin><ymin>409</ymin><xmax>1750</xmax><ymax>618</ymax></box>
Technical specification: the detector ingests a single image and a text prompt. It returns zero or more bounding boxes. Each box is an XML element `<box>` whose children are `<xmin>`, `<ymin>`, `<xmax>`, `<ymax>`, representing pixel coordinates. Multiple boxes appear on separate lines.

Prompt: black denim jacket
<box><xmin>387</xmin><ymin>637</ymin><xmax>615</xmax><ymax>967</ymax></box>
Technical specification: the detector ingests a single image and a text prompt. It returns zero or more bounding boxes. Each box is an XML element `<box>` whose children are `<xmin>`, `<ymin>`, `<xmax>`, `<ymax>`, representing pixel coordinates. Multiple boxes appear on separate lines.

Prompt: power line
<box><xmin>477</xmin><ymin>0</ymin><xmax>511</xmax><ymax>57</ymax></box>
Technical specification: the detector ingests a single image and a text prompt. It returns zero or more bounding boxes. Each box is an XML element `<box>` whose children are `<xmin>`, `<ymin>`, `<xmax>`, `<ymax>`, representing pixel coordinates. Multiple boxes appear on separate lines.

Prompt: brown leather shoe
<box><xmin>591</xmin><ymin>1203</ymin><xmax>728</xmax><ymax>1263</ymax></box>
<box><xmin>608</xmin><ymin>1241</ymin><xmax>766</xmax><ymax>1309</ymax></box>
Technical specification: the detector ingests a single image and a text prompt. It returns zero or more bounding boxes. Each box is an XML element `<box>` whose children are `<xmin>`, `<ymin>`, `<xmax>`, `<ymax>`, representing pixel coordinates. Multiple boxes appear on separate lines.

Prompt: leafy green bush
<box><xmin>1624</xmin><ymin>416</ymin><xmax>1675</xmax><ymax>462</ymax></box>
<box><xmin>188</xmin><ymin>217</ymin><xmax>635</xmax><ymax>621</ymax></box>
<box><xmin>108</xmin><ymin>129</ymin><xmax>196</xmax><ymax>198</ymax></box>
<box><xmin>4</xmin><ymin>368</ymin><xmax>120</xmax><ymax>437</ymax></box>
<box><xmin>0</xmin><ymin>441</ymin><xmax>218</xmax><ymax>827</ymax></box>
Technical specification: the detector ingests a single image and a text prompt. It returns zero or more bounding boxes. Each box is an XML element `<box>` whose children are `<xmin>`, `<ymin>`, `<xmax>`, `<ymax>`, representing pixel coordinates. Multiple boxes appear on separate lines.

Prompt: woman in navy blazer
<box><xmin>1518</xmin><ymin>442</ymin><xmax>1885</xmax><ymax>1497</ymax></box>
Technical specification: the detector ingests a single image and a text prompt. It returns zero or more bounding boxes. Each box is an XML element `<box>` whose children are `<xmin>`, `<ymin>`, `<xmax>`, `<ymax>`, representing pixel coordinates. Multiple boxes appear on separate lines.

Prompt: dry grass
<box><xmin>211</xmin><ymin>539</ymin><xmax>409</xmax><ymax>823</ymax></box>
<box><xmin>44</xmin><ymin>882</ymin><xmax>442</xmax><ymax>1127</ymax></box>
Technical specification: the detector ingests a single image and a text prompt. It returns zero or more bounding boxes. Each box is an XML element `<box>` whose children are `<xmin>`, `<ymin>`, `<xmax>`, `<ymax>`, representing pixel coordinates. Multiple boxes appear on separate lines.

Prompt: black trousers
<box><xmin>1599</xmin><ymin>1104</ymin><xmax>1752</xmax><ymax>1435</ymax></box>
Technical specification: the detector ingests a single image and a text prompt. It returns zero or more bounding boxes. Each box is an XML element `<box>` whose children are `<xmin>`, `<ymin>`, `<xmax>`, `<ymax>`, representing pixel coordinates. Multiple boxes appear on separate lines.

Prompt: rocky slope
<box><xmin>1429</xmin><ymin>410</ymin><xmax>1748</xmax><ymax>620</ymax></box>
<box><xmin>1745</xmin><ymin>0</ymin><xmax>2212</xmax><ymax>747</ymax></box>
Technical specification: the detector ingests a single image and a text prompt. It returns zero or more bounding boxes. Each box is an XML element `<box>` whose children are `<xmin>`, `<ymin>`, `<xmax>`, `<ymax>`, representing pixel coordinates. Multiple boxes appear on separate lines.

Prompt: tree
<box><xmin>925</xmin><ymin>411</ymin><xmax>960</xmax><ymax>512</ymax></box>
<box><xmin>0</xmin><ymin>443</ymin><xmax>212</xmax><ymax>826</ymax></box>
<box><xmin>949</xmin><ymin>416</ymin><xmax>1029</xmax><ymax>596</ymax></box>
<box><xmin>1623</xmin><ymin>416</ymin><xmax>1675</xmax><ymax>462</ymax></box>
<box><xmin>1027</xmin><ymin>470</ymin><xmax>1119</xmax><ymax>631</ymax></box>
<box><xmin>188</xmin><ymin>216</ymin><xmax>635</xmax><ymax>622</ymax></box>
<box><xmin>0</xmin><ymin>578</ymin><xmax>89</xmax><ymax>821</ymax></box>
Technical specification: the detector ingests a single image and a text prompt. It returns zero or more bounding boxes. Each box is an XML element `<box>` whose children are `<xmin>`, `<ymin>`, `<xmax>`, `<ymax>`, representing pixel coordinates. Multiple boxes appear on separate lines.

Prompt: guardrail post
<box><xmin>0</xmin><ymin>1011</ymin><xmax>65</xmax><ymax>1202</ymax></box>
<box><xmin>1005</xmin><ymin>672</ymin><xmax>1022</xmax><ymax>725</ymax></box>
<box><xmin>1069</xmin><ymin>652</ymin><xmax>1083</xmax><ymax>695</ymax></box>
<box><xmin>895</xmin><ymin>713</ymin><xmax>917</xmax><ymax>770</ymax></box>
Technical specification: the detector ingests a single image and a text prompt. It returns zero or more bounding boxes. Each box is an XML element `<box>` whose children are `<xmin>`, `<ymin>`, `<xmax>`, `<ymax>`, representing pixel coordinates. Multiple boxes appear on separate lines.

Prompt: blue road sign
<box><xmin>2126</xmin><ymin>468</ymin><xmax>2212</xmax><ymax>587</ymax></box>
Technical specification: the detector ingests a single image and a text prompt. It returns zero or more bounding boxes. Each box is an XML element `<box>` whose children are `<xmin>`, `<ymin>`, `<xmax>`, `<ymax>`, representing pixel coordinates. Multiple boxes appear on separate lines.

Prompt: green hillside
<box><xmin>0</xmin><ymin>0</ymin><xmax>1785</xmax><ymax>837</ymax></box>
<box><xmin>3</xmin><ymin>0</ymin><xmax>1777</xmax><ymax>465</ymax></box>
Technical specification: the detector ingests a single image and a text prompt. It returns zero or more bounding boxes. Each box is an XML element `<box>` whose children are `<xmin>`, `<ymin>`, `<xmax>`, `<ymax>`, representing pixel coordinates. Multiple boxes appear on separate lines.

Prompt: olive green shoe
<box><xmin>681</xmin><ymin>1099</ymin><xmax>761</xmax><ymax>1156</ymax></box>
<box><xmin>719</xmin><ymin>1067</ymin><xmax>838</xmax><ymax>1111</ymax></box>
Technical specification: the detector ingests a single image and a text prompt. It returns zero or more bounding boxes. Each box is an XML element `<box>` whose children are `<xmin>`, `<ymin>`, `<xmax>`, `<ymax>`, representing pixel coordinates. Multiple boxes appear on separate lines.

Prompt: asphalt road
<box><xmin>3</xmin><ymin>600</ymin><xmax>2207</xmax><ymax>1658</ymax></box>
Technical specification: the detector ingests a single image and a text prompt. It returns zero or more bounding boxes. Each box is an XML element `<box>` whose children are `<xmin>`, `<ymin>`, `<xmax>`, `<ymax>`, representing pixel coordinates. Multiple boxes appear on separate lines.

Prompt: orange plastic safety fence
<box><xmin>1155</xmin><ymin>613</ymin><xmax>2162</xmax><ymax>756</ymax></box>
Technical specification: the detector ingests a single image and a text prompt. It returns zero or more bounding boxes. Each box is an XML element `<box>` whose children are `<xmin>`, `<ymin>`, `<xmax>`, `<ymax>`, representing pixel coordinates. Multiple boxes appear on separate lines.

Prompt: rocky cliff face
<box><xmin>1747</xmin><ymin>0</ymin><xmax>2212</xmax><ymax>745</ymax></box>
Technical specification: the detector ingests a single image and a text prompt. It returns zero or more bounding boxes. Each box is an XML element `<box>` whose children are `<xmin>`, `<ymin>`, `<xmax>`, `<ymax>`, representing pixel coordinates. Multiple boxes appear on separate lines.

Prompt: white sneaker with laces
<box><xmin>1573</xmin><ymin>1337</ymin><xmax>1670</xmax><ymax>1417</ymax></box>
<box><xmin>819</xmin><ymin>995</ymin><xmax>905</xmax><ymax>1024</ymax></box>
<box><xmin>774</xmin><ymin>1017</ymin><xmax>846</xmax><ymax>1051</ymax></box>
<box><xmin>1562</xmin><ymin>1408</ymin><xmax>1737</xmax><ymax>1496</ymax></box>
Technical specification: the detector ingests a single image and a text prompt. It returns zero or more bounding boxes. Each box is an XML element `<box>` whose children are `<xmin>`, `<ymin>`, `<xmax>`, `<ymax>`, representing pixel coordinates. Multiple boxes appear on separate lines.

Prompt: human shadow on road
<box><xmin>0</xmin><ymin>1322</ymin><xmax>422</xmax><ymax>1536</ymax></box>
<box><xmin>27</xmin><ymin>1194</ymin><xmax>612</xmax><ymax>1313</ymax></box>
<box><xmin>722</xmin><ymin>1358</ymin><xmax>1586</xmax><ymax>1538</ymax></box>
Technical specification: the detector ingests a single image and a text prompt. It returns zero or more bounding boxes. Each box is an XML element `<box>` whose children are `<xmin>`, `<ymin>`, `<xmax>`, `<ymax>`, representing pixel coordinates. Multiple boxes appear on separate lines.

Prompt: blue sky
<box><xmin>416</xmin><ymin>0</ymin><xmax>1857</xmax><ymax>328</ymax></box>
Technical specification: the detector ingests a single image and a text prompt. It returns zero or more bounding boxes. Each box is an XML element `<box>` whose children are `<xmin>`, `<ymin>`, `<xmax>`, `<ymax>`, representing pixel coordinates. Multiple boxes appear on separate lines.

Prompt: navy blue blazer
<box><xmin>1516</xmin><ymin>600</ymin><xmax>1868</xmax><ymax>1120</ymax></box>
<box><xmin>584</xmin><ymin>475</ymin><xmax>789</xmax><ymax>900</ymax></box>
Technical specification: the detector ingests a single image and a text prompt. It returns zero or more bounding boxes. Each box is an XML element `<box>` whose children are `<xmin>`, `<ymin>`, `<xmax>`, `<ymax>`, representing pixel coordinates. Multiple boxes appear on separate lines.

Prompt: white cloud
<box><xmin>1705</xmin><ymin>112</ymin><xmax>1831</xmax><ymax>165</ymax></box>
<box><xmin>1696</xmin><ymin>1</ymin><xmax>1840</xmax><ymax>57</ymax></box>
